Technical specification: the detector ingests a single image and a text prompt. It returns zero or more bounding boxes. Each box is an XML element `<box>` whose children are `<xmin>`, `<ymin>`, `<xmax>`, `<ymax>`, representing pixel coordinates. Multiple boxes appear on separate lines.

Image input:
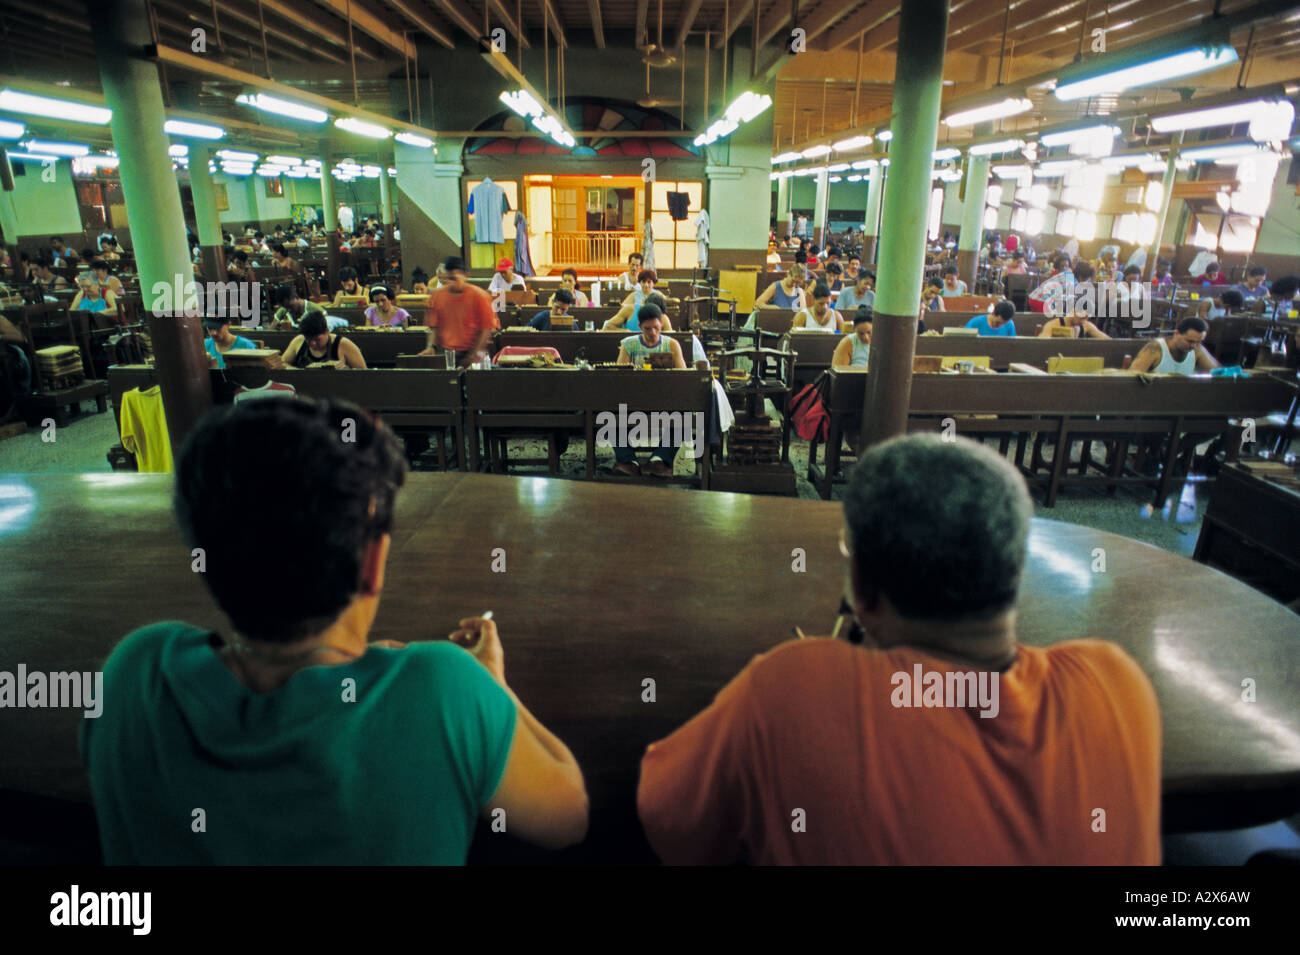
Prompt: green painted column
<box><xmin>862</xmin><ymin>0</ymin><xmax>949</xmax><ymax>449</ymax></box>
<box><xmin>378</xmin><ymin>164</ymin><xmax>395</xmax><ymax>264</ymax></box>
<box><xmin>863</xmin><ymin>162</ymin><xmax>883</xmax><ymax>265</ymax></box>
<box><xmin>775</xmin><ymin>174</ymin><xmax>791</xmax><ymax>239</ymax></box>
<box><xmin>813</xmin><ymin>168</ymin><xmax>829</xmax><ymax>247</ymax></box>
<box><xmin>319</xmin><ymin>157</ymin><xmax>340</xmax><ymax>290</ymax></box>
<box><xmin>188</xmin><ymin>143</ymin><xmax>224</xmax><ymax>282</ymax></box>
<box><xmin>0</xmin><ymin>173</ymin><xmax>20</xmax><ymax>282</ymax></box>
<box><xmin>957</xmin><ymin>154</ymin><xmax>990</xmax><ymax>289</ymax></box>
<box><xmin>92</xmin><ymin>0</ymin><xmax>210</xmax><ymax>455</ymax></box>
<box><xmin>1146</xmin><ymin>135</ymin><xmax>1181</xmax><ymax>281</ymax></box>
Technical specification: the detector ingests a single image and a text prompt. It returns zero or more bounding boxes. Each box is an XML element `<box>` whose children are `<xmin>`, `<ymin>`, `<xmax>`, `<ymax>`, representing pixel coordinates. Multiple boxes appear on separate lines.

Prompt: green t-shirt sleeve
<box><xmin>422</xmin><ymin>643</ymin><xmax>518</xmax><ymax>808</ymax></box>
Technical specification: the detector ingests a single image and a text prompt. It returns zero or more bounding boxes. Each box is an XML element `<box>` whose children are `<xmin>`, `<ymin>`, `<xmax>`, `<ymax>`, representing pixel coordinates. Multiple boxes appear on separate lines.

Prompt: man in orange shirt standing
<box><xmin>421</xmin><ymin>256</ymin><xmax>499</xmax><ymax>367</ymax></box>
<box><xmin>637</xmin><ymin>435</ymin><xmax>1162</xmax><ymax>865</ymax></box>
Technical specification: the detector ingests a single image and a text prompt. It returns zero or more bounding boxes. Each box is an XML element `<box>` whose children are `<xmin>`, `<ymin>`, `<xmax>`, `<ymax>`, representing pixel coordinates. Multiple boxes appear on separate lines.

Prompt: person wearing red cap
<box><xmin>488</xmin><ymin>257</ymin><xmax>528</xmax><ymax>295</ymax></box>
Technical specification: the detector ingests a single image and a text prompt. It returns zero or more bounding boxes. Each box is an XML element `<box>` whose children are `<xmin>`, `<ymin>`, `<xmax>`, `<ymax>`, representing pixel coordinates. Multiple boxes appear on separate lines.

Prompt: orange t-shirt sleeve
<box><xmin>637</xmin><ymin>659</ymin><xmax>759</xmax><ymax>865</ymax></box>
<box><xmin>475</xmin><ymin>288</ymin><xmax>500</xmax><ymax>333</ymax></box>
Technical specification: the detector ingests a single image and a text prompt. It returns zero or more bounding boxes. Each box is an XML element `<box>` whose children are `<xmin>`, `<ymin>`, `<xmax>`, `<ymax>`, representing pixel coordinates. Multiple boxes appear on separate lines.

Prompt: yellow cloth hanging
<box><xmin>119</xmin><ymin>385</ymin><xmax>173</xmax><ymax>473</ymax></box>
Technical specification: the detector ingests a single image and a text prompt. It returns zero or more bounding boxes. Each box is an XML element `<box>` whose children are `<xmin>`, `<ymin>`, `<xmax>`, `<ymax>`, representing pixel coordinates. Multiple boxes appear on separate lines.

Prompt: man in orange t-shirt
<box><xmin>421</xmin><ymin>255</ymin><xmax>499</xmax><ymax>366</ymax></box>
<box><xmin>638</xmin><ymin>435</ymin><xmax>1162</xmax><ymax>865</ymax></box>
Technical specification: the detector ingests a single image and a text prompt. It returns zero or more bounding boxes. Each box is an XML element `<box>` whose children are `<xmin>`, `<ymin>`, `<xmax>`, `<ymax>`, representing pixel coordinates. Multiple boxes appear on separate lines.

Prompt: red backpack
<box><xmin>788</xmin><ymin>371</ymin><xmax>830</xmax><ymax>442</ymax></box>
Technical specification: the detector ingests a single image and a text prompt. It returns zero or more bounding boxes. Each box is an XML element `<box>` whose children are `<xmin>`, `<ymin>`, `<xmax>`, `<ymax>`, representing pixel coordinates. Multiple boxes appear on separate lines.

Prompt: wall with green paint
<box><xmin>8</xmin><ymin>160</ymin><xmax>83</xmax><ymax>237</ymax></box>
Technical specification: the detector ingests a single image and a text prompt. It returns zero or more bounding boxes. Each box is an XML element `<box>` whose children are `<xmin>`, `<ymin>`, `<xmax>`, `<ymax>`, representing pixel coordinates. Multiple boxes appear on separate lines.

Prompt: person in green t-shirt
<box><xmin>81</xmin><ymin>397</ymin><xmax>588</xmax><ymax>864</ymax></box>
<box><xmin>270</xmin><ymin>284</ymin><xmax>327</xmax><ymax>330</ymax></box>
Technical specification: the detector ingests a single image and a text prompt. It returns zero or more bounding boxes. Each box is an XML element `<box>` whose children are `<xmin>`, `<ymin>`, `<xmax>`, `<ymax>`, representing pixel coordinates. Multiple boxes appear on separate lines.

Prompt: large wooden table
<box><xmin>2</xmin><ymin>474</ymin><xmax>1299</xmax><ymax>862</ymax></box>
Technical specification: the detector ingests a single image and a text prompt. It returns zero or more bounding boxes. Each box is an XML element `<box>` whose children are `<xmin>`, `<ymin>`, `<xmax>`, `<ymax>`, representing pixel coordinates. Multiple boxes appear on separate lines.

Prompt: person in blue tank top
<box><xmin>755</xmin><ymin>263</ymin><xmax>808</xmax><ymax>311</ymax></box>
<box><xmin>80</xmin><ymin>398</ymin><xmax>589</xmax><ymax>864</ymax></box>
<box><xmin>70</xmin><ymin>271</ymin><xmax>119</xmax><ymax>317</ymax></box>
<box><xmin>603</xmin><ymin>269</ymin><xmax>673</xmax><ymax>331</ymax></box>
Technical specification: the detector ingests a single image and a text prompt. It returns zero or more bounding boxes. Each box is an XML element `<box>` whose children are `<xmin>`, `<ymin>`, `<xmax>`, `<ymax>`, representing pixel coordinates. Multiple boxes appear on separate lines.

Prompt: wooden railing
<box><xmin>551</xmin><ymin>231</ymin><xmax>640</xmax><ymax>271</ymax></box>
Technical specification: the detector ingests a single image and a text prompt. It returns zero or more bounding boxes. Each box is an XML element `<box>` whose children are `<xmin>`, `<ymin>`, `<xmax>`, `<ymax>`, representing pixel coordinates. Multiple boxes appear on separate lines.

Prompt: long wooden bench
<box><xmin>786</xmin><ymin>333</ymin><xmax>1146</xmax><ymax>389</ymax></box>
<box><xmin>809</xmin><ymin>370</ymin><xmax>1297</xmax><ymax>505</ymax></box>
<box><xmin>106</xmin><ymin>365</ymin><xmax>467</xmax><ymax>469</ymax></box>
<box><xmin>243</xmin><ymin>328</ymin><xmax>429</xmax><ymax>367</ymax></box>
<box><xmin>464</xmin><ymin>368</ymin><xmax>714</xmax><ymax>487</ymax></box>
<box><xmin>493</xmin><ymin>330</ymin><xmax>696</xmax><ymax>363</ymax></box>
<box><xmin>918</xmin><ymin>310</ymin><xmax>1044</xmax><ymax>336</ymax></box>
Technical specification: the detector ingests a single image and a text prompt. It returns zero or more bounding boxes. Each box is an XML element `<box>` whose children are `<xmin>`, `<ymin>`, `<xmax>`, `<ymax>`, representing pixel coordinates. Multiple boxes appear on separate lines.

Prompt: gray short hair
<box><xmin>77</xmin><ymin>270</ymin><xmax>99</xmax><ymax>288</ymax></box>
<box><xmin>843</xmin><ymin>435</ymin><xmax>1031</xmax><ymax>621</ymax></box>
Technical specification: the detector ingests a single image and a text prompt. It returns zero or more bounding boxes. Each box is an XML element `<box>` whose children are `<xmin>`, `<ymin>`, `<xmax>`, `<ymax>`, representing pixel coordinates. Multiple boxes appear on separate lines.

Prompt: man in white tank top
<box><xmin>792</xmin><ymin>282</ymin><xmax>844</xmax><ymax>333</ymax></box>
<box><xmin>1130</xmin><ymin>316</ymin><xmax>1220</xmax><ymax>375</ymax></box>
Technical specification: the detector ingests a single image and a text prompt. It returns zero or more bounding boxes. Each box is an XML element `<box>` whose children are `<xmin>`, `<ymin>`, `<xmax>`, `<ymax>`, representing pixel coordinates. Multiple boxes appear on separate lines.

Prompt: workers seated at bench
<box><xmin>81</xmin><ymin>397</ymin><xmax>588</xmax><ymax>863</ymax></box>
<box><xmin>529</xmin><ymin>288</ymin><xmax>578</xmax><ymax>330</ymax></box>
<box><xmin>637</xmin><ymin>434</ymin><xmax>1161</xmax><ymax>864</ymax></box>
<box><xmin>547</xmin><ymin>268</ymin><xmax>590</xmax><ymax>308</ymax></box>
<box><xmin>603</xmin><ymin>270</ymin><xmax>672</xmax><ymax>331</ymax></box>
<box><xmin>921</xmin><ymin>279</ymin><xmax>946</xmax><ymax>313</ymax></box>
<box><xmin>792</xmin><ymin>282</ymin><xmax>844</xmax><ymax>333</ymax></box>
<box><xmin>835</xmin><ymin>271</ymin><xmax>875</xmax><ymax>312</ymax></box>
<box><xmin>281</xmin><ymin>313</ymin><xmax>367</xmax><ymax>369</ymax></box>
<box><xmin>331</xmin><ymin>266</ymin><xmax>367</xmax><ymax>305</ymax></box>
<box><xmin>488</xmin><ymin>257</ymin><xmax>528</xmax><ymax>295</ymax></box>
<box><xmin>271</xmin><ymin>285</ymin><xmax>327</xmax><ymax>330</ymax></box>
<box><xmin>940</xmin><ymin>265</ymin><xmax>968</xmax><ymax>297</ymax></box>
<box><xmin>204</xmin><ymin>316</ymin><xmax>259</xmax><ymax>370</ymax></box>
<box><xmin>831</xmin><ymin>307</ymin><xmax>873</xmax><ymax>368</ymax></box>
<box><xmin>364</xmin><ymin>286</ymin><xmax>410</xmax><ymax>328</ymax></box>
<box><xmin>1129</xmin><ymin>316</ymin><xmax>1220</xmax><ymax>376</ymax></box>
<box><xmin>613</xmin><ymin>304</ymin><xmax>687</xmax><ymax>477</ymax></box>
<box><xmin>70</xmin><ymin>271</ymin><xmax>118</xmax><ymax>316</ymax></box>
<box><xmin>754</xmin><ymin>263</ymin><xmax>808</xmax><ymax>311</ymax></box>
<box><xmin>966</xmin><ymin>300</ymin><xmax>1017</xmax><ymax>337</ymax></box>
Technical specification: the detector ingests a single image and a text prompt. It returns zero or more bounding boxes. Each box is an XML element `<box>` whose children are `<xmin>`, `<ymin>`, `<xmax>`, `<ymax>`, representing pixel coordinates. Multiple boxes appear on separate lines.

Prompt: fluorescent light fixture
<box><xmin>1137</xmin><ymin>158</ymin><xmax>1192</xmax><ymax>173</ymax></box>
<box><xmin>992</xmin><ymin>164</ymin><xmax>1029</xmax><ymax>178</ymax></box>
<box><xmin>724</xmin><ymin>90</ymin><xmax>771</xmax><ymax>124</ymax></box>
<box><xmin>362</xmin><ymin>165</ymin><xmax>381</xmax><ymax>177</ymax></box>
<box><xmin>1054</xmin><ymin>45</ymin><xmax>1238</xmax><ymax>102</ymax></box>
<box><xmin>71</xmin><ymin>155</ymin><xmax>118</xmax><ymax>172</ymax></box>
<box><xmin>968</xmin><ymin>138</ymin><xmax>1025</xmax><ymax>156</ymax></box>
<box><xmin>1038</xmin><ymin>123</ymin><xmax>1120</xmax><ymax>148</ymax></box>
<box><xmin>1180</xmin><ymin>142</ymin><xmax>1269</xmax><ymax>162</ymax></box>
<box><xmin>304</xmin><ymin>158</ymin><xmax>321</xmax><ymax>166</ymax></box>
<box><xmin>256</xmin><ymin>168</ymin><xmax>285</xmax><ymax>177</ymax></box>
<box><xmin>826</xmin><ymin>163</ymin><xmax>850</xmax><ymax>172</ymax></box>
<box><xmin>943</xmin><ymin>97</ymin><xmax>1032</xmax><ymax>126</ymax></box>
<box><xmin>0</xmin><ymin>89</ymin><xmax>110</xmax><ymax>124</ymax></box>
<box><xmin>387</xmin><ymin>167</ymin><xmax>396</xmax><ymax>176</ymax></box>
<box><xmin>1250</xmin><ymin>100</ymin><xmax>1295</xmax><ymax>142</ymax></box>
<box><xmin>7</xmin><ymin>151</ymin><xmax>59</xmax><ymax>162</ymax></box>
<box><xmin>800</xmin><ymin>144</ymin><xmax>832</xmax><ymax>158</ymax></box>
<box><xmin>932</xmin><ymin>147</ymin><xmax>961</xmax><ymax>161</ymax></box>
<box><xmin>694</xmin><ymin>92</ymin><xmax>768</xmax><ymax>146</ymax></box>
<box><xmin>1100</xmin><ymin>151</ymin><xmax>1158</xmax><ymax>170</ymax></box>
<box><xmin>932</xmin><ymin>168</ymin><xmax>963</xmax><ymax>182</ymax></box>
<box><xmin>335</xmin><ymin>117</ymin><xmax>392</xmax><ymax>139</ymax></box>
<box><xmin>847</xmin><ymin>174</ymin><xmax>862</xmax><ymax>182</ymax></box>
<box><xmin>876</xmin><ymin>129</ymin><xmax>893</xmax><ymax>142</ymax></box>
<box><xmin>0</xmin><ymin>119</ymin><xmax>24</xmax><ymax>139</ymax></box>
<box><xmin>850</xmin><ymin>159</ymin><xmax>878</xmax><ymax>170</ymax></box>
<box><xmin>828</xmin><ymin>176</ymin><xmax>842</xmax><ymax>183</ymax></box>
<box><xmin>23</xmin><ymin>139</ymin><xmax>89</xmax><ymax>157</ymax></box>
<box><xmin>530</xmin><ymin>113</ymin><xmax>576</xmax><ymax>148</ymax></box>
<box><xmin>168</xmin><ymin>144</ymin><xmax>188</xmax><ymax>158</ymax></box>
<box><xmin>499</xmin><ymin>89</ymin><xmax>543</xmax><ymax>118</ymax></box>
<box><xmin>1034</xmin><ymin>159</ymin><xmax>1081</xmax><ymax>177</ymax></box>
<box><xmin>267</xmin><ymin>155</ymin><xmax>301</xmax><ymax>166</ymax></box>
<box><xmin>235</xmin><ymin>93</ymin><xmax>328</xmax><ymax>123</ymax></box>
<box><xmin>772</xmin><ymin>151</ymin><xmax>802</xmax><ymax>164</ymax></box>
<box><xmin>394</xmin><ymin>131</ymin><xmax>434</xmax><ymax>148</ymax></box>
<box><xmin>164</xmin><ymin>119</ymin><xmax>224</xmax><ymax>139</ymax></box>
<box><xmin>832</xmin><ymin>135</ymin><xmax>873</xmax><ymax>151</ymax></box>
<box><xmin>217</xmin><ymin>149</ymin><xmax>259</xmax><ymax>163</ymax></box>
